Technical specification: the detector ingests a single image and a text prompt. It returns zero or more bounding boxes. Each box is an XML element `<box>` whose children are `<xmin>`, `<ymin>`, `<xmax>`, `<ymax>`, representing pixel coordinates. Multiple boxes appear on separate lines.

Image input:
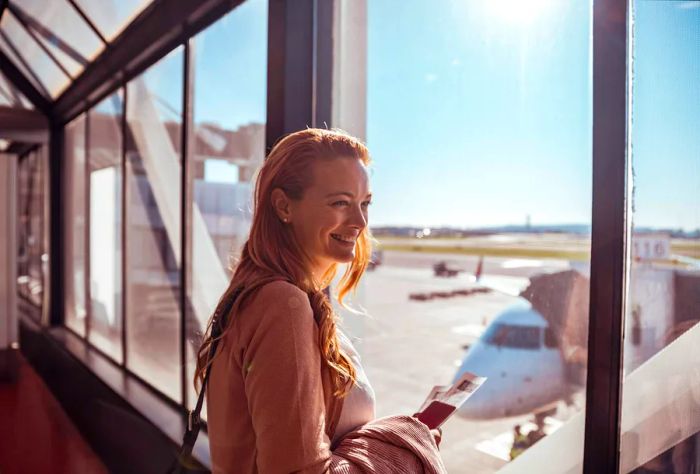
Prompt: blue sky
<box><xmin>194</xmin><ymin>0</ymin><xmax>699</xmax><ymax>232</ymax></box>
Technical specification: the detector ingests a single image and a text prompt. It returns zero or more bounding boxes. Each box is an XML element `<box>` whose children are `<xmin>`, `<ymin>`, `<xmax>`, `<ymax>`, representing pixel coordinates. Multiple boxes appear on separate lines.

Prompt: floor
<box><xmin>0</xmin><ymin>352</ymin><xmax>107</xmax><ymax>474</ymax></box>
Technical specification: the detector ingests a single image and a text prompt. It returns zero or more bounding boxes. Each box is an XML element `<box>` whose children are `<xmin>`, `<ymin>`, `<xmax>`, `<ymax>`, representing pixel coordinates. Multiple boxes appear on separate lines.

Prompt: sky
<box><xmin>193</xmin><ymin>0</ymin><xmax>699</xmax><ymax>232</ymax></box>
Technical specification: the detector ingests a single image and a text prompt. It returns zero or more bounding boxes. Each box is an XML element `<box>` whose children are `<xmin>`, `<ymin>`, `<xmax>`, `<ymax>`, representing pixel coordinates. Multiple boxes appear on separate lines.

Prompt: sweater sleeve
<box><xmin>241</xmin><ymin>281</ymin><xmax>332</xmax><ymax>474</ymax></box>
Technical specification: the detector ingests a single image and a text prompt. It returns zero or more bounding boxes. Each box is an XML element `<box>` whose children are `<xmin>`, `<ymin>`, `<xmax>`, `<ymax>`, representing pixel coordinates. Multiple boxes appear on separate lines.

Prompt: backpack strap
<box><xmin>172</xmin><ymin>286</ymin><xmax>243</xmax><ymax>473</ymax></box>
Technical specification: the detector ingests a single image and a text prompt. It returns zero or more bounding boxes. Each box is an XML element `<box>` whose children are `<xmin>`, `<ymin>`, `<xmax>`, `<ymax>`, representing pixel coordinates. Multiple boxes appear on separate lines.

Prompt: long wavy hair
<box><xmin>194</xmin><ymin>128</ymin><xmax>372</xmax><ymax>398</ymax></box>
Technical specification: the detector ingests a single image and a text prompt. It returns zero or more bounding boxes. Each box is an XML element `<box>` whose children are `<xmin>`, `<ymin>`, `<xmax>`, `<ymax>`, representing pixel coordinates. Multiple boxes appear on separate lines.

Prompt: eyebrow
<box><xmin>326</xmin><ymin>192</ymin><xmax>373</xmax><ymax>199</ymax></box>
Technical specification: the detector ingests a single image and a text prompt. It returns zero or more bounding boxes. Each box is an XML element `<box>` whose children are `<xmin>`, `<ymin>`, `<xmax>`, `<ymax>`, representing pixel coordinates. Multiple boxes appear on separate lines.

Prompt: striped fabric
<box><xmin>330</xmin><ymin>415</ymin><xmax>447</xmax><ymax>474</ymax></box>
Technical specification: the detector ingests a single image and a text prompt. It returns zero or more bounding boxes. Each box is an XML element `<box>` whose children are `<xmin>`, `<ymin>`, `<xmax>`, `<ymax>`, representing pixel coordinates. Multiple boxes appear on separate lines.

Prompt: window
<box><xmin>17</xmin><ymin>146</ymin><xmax>49</xmax><ymax>313</ymax></box>
<box><xmin>484</xmin><ymin>324</ymin><xmax>541</xmax><ymax>350</ymax></box>
<box><xmin>345</xmin><ymin>1</ymin><xmax>593</xmax><ymax>470</ymax></box>
<box><xmin>64</xmin><ymin>114</ymin><xmax>87</xmax><ymax>336</ymax></box>
<box><xmin>620</xmin><ymin>2</ymin><xmax>700</xmax><ymax>472</ymax></box>
<box><xmin>125</xmin><ymin>47</ymin><xmax>183</xmax><ymax>401</ymax></box>
<box><xmin>88</xmin><ymin>91</ymin><xmax>124</xmax><ymax>363</ymax></box>
<box><xmin>73</xmin><ymin>0</ymin><xmax>153</xmax><ymax>42</ymax></box>
<box><xmin>55</xmin><ymin>0</ymin><xmax>268</xmax><ymax>413</ymax></box>
<box><xmin>186</xmin><ymin>0</ymin><xmax>268</xmax><ymax>409</ymax></box>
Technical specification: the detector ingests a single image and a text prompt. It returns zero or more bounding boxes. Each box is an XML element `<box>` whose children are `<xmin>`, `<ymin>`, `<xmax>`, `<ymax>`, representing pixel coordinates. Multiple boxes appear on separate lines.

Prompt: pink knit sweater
<box><xmin>207</xmin><ymin>281</ymin><xmax>445</xmax><ymax>473</ymax></box>
<box><xmin>331</xmin><ymin>415</ymin><xmax>447</xmax><ymax>473</ymax></box>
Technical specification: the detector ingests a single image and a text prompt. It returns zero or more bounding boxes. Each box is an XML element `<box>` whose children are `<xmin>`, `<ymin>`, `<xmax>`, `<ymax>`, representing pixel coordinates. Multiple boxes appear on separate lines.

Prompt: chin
<box><xmin>328</xmin><ymin>250</ymin><xmax>355</xmax><ymax>264</ymax></box>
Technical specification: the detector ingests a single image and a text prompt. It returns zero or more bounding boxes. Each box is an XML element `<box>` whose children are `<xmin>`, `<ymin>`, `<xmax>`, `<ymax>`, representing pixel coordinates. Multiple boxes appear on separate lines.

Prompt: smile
<box><xmin>331</xmin><ymin>233</ymin><xmax>357</xmax><ymax>244</ymax></box>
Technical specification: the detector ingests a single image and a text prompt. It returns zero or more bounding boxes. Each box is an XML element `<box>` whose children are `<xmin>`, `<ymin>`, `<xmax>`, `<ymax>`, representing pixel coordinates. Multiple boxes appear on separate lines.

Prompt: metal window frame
<box><xmin>121</xmin><ymin>83</ymin><xmax>128</xmax><ymax>369</ymax></box>
<box><xmin>181</xmin><ymin>37</ymin><xmax>194</xmax><ymax>408</ymax></box>
<box><xmin>583</xmin><ymin>1</ymin><xmax>630</xmax><ymax>473</ymax></box>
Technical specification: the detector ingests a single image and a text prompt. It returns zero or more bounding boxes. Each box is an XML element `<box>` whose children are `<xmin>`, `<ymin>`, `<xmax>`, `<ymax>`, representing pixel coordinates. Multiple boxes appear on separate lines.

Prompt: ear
<box><xmin>271</xmin><ymin>188</ymin><xmax>293</xmax><ymax>223</ymax></box>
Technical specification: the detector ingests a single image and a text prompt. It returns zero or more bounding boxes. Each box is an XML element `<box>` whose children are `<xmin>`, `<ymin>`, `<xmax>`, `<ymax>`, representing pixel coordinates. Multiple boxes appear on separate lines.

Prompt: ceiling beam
<box><xmin>0</xmin><ymin>49</ymin><xmax>51</xmax><ymax>115</ymax></box>
<box><xmin>0</xmin><ymin>105</ymin><xmax>49</xmax><ymax>141</ymax></box>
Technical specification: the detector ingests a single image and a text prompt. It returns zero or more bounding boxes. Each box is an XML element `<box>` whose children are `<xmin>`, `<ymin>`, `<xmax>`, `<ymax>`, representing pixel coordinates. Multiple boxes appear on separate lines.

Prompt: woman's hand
<box><xmin>412</xmin><ymin>412</ymin><xmax>442</xmax><ymax>448</ymax></box>
<box><xmin>430</xmin><ymin>428</ymin><xmax>442</xmax><ymax>448</ymax></box>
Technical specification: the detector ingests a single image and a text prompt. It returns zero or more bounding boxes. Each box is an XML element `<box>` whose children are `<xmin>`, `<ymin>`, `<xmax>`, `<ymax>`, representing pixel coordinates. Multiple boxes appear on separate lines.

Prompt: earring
<box><xmin>283</xmin><ymin>217</ymin><xmax>289</xmax><ymax>223</ymax></box>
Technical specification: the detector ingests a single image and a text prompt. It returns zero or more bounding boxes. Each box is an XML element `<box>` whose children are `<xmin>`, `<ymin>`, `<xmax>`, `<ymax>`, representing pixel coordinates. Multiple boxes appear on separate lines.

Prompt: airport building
<box><xmin>0</xmin><ymin>1</ymin><xmax>698</xmax><ymax>473</ymax></box>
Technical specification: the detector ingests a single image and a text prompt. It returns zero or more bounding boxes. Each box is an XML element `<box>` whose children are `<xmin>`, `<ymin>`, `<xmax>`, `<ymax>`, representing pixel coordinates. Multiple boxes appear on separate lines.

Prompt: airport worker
<box><xmin>510</xmin><ymin>425</ymin><xmax>529</xmax><ymax>460</ymax></box>
<box><xmin>191</xmin><ymin>129</ymin><xmax>445</xmax><ymax>473</ymax></box>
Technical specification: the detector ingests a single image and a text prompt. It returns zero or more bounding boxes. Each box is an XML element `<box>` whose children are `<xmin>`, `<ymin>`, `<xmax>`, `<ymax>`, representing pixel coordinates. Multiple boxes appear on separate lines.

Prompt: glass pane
<box><xmin>73</xmin><ymin>0</ymin><xmax>152</xmax><ymax>42</ymax></box>
<box><xmin>65</xmin><ymin>115</ymin><xmax>87</xmax><ymax>336</ymax></box>
<box><xmin>620</xmin><ymin>2</ymin><xmax>700</xmax><ymax>473</ymax></box>
<box><xmin>349</xmin><ymin>1</ymin><xmax>593</xmax><ymax>472</ymax></box>
<box><xmin>187</xmin><ymin>0</ymin><xmax>268</xmax><ymax>409</ymax></box>
<box><xmin>0</xmin><ymin>12</ymin><xmax>70</xmax><ymax>96</ymax></box>
<box><xmin>16</xmin><ymin>147</ymin><xmax>48</xmax><ymax>311</ymax></box>
<box><xmin>0</xmin><ymin>73</ymin><xmax>33</xmax><ymax>108</ymax></box>
<box><xmin>14</xmin><ymin>0</ymin><xmax>104</xmax><ymax>76</ymax></box>
<box><xmin>88</xmin><ymin>91</ymin><xmax>123</xmax><ymax>363</ymax></box>
<box><xmin>0</xmin><ymin>31</ymin><xmax>49</xmax><ymax>98</ymax></box>
<box><xmin>125</xmin><ymin>48</ymin><xmax>183</xmax><ymax>402</ymax></box>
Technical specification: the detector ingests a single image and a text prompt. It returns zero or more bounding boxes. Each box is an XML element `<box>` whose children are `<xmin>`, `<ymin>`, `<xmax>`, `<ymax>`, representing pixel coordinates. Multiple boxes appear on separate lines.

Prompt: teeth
<box><xmin>332</xmin><ymin>234</ymin><xmax>356</xmax><ymax>243</ymax></box>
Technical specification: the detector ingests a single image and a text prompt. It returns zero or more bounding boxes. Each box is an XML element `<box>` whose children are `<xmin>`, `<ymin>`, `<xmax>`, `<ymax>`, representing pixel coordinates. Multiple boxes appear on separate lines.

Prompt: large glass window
<box><xmin>17</xmin><ymin>146</ymin><xmax>49</xmax><ymax>313</ymax></box>
<box><xmin>0</xmin><ymin>11</ymin><xmax>70</xmax><ymax>97</ymax></box>
<box><xmin>73</xmin><ymin>0</ymin><xmax>153</xmax><ymax>42</ymax></box>
<box><xmin>186</xmin><ymin>0</ymin><xmax>268</xmax><ymax>409</ymax></box>
<box><xmin>64</xmin><ymin>114</ymin><xmax>88</xmax><ymax>336</ymax></box>
<box><xmin>15</xmin><ymin>0</ymin><xmax>104</xmax><ymax>74</ymax></box>
<box><xmin>88</xmin><ymin>91</ymin><xmax>124</xmax><ymax>363</ymax></box>
<box><xmin>125</xmin><ymin>48</ymin><xmax>183</xmax><ymax>401</ymax></box>
<box><xmin>344</xmin><ymin>1</ymin><xmax>593</xmax><ymax>471</ymax></box>
<box><xmin>620</xmin><ymin>2</ymin><xmax>700</xmax><ymax>473</ymax></box>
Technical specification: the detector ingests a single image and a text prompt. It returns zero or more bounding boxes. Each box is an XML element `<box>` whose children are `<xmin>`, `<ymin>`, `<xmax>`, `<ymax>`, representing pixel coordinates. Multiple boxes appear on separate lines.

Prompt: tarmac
<box><xmin>337</xmin><ymin>250</ymin><xmax>583</xmax><ymax>473</ymax></box>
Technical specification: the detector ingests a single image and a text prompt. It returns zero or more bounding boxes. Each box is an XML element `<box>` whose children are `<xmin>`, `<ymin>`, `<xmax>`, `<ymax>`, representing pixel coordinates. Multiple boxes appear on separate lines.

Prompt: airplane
<box><xmin>451</xmin><ymin>254</ymin><xmax>700</xmax><ymax>422</ymax></box>
<box><xmin>451</xmin><ymin>297</ymin><xmax>579</xmax><ymax>420</ymax></box>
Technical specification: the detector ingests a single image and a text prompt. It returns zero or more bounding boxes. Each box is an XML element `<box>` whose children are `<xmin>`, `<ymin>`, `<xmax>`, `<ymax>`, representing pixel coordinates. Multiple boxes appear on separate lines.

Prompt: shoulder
<box><xmin>238</xmin><ymin>280</ymin><xmax>315</xmax><ymax>334</ymax></box>
<box><xmin>251</xmin><ymin>280</ymin><xmax>311</xmax><ymax>315</ymax></box>
<box><xmin>235</xmin><ymin>281</ymin><xmax>318</xmax><ymax>354</ymax></box>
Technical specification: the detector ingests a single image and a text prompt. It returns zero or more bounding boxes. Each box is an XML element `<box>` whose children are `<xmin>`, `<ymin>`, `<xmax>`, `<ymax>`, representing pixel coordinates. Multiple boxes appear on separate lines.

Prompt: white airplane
<box><xmin>452</xmin><ymin>258</ymin><xmax>699</xmax><ymax>421</ymax></box>
<box><xmin>452</xmin><ymin>298</ymin><xmax>578</xmax><ymax>419</ymax></box>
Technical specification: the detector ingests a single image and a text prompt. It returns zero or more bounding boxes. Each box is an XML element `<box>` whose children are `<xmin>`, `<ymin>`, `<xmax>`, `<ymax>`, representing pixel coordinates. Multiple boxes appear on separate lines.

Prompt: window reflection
<box><xmin>14</xmin><ymin>0</ymin><xmax>103</xmax><ymax>74</ymax></box>
<box><xmin>0</xmin><ymin>11</ymin><xmax>70</xmax><ymax>96</ymax></box>
<box><xmin>65</xmin><ymin>115</ymin><xmax>87</xmax><ymax>336</ymax></box>
<box><xmin>187</xmin><ymin>0</ymin><xmax>268</xmax><ymax>409</ymax></box>
<box><xmin>621</xmin><ymin>2</ymin><xmax>700</xmax><ymax>472</ymax></box>
<box><xmin>125</xmin><ymin>48</ymin><xmax>183</xmax><ymax>401</ymax></box>
<box><xmin>17</xmin><ymin>147</ymin><xmax>49</xmax><ymax>313</ymax></box>
<box><xmin>73</xmin><ymin>0</ymin><xmax>152</xmax><ymax>42</ymax></box>
<box><xmin>88</xmin><ymin>92</ymin><xmax>123</xmax><ymax>363</ymax></box>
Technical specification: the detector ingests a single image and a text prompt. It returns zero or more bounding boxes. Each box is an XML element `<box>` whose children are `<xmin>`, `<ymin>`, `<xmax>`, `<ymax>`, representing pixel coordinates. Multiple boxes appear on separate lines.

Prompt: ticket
<box><xmin>414</xmin><ymin>371</ymin><xmax>487</xmax><ymax>429</ymax></box>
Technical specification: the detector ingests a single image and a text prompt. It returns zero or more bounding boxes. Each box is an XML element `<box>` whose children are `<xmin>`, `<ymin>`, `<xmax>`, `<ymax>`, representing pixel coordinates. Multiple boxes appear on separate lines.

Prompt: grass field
<box><xmin>375</xmin><ymin>235</ymin><xmax>700</xmax><ymax>261</ymax></box>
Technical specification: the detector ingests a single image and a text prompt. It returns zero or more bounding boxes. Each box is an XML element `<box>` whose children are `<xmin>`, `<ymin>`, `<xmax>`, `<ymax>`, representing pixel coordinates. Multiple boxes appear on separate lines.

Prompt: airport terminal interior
<box><xmin>0</xmin><ymin>0</ymin><xmax>698</xmax><ymax>473</ymax></box>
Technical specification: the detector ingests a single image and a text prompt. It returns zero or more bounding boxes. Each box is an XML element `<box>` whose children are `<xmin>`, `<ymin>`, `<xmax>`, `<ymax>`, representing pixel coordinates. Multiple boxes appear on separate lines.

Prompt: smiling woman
<box><xmin>193</xmin><ymin>128</ymin><xmax>445</xmax><ymax>473</ymax></box>
<box><xmin>270</xmin><ymin>156</ymin><xmax>372</xmax><ymax>281</ymax></box>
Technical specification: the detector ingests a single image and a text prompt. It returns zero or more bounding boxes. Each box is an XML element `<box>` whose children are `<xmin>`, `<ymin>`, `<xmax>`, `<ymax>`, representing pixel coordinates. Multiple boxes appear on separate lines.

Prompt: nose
<box><xmin>349</xmin><ymin>203</ymin><xmax>368</xmax><ymax>230</ymax></box>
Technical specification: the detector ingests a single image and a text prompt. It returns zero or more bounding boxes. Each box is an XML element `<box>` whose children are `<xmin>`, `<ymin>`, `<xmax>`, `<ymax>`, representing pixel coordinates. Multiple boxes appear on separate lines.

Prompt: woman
<box><xmin>195</xmin><ymin>128</ymin><xmax>443</xmax><ymax>473</ymax></box>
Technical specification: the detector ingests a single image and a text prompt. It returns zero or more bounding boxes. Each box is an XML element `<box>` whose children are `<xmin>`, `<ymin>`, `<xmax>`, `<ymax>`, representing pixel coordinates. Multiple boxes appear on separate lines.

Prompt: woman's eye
<box><xmin>361</xmin><ymin>201</ymin><xmax>372</xmax><ymax>209</ymax></box>
<box><xmin>332</xmin><ymin>200</ymin><xmax>350</xmax><ymax>207</ymax></box>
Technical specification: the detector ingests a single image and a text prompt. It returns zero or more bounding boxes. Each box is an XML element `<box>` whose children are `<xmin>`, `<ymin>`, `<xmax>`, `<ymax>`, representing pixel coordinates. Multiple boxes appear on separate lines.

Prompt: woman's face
<box><xmin>278</xmin><ymin>156</ymin><xmax>371</xmax><ymax>279</ymax></box>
